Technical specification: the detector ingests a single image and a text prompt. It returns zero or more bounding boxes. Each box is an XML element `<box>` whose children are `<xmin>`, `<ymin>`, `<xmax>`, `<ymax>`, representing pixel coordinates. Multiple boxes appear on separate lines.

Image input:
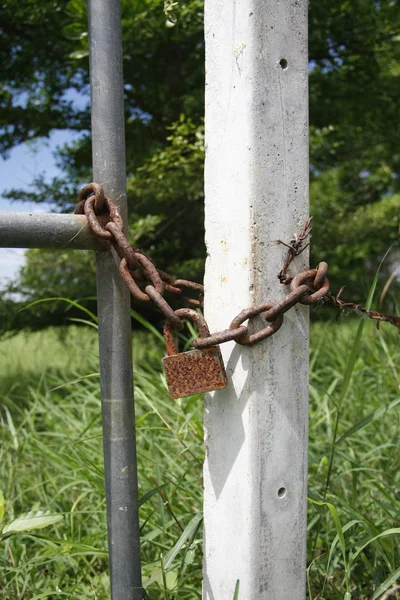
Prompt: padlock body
<box><xmin>163</xmin><ymin>346</ymin><xmax>228</xmax><ymax>399</ymax></box>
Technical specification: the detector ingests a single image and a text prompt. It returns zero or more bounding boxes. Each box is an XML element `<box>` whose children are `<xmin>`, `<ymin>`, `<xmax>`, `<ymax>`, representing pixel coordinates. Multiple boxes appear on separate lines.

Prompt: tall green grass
<box><xmin>308</xmin><ymin>320</ymin><xmax>399</xmax><ymax>599</ymax></box>
<box><xmin>0</xmin><ymin>319</ymin><xmax>399</xmax><ymax>599</ymax></box>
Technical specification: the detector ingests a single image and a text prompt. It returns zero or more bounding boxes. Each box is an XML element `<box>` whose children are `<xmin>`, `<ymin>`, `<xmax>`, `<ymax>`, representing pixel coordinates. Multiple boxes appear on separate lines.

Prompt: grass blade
<box><xmin>370</xmin><ymin>566</ymin><xmax>400</xmax><ymax>600</ymax></box>
<box><xmin>0</xmin><ymin>490</ymin><xmax>4</xmax><ymax>526</ymax></box>
<box><xmin>20</xmin><ymin>297</ymin><xmax>98</xmax><ymax>323</ymax></box>
<box><xmin>350</xmin><ymin>528</ymin><xmax>400</xmax><ymax>565</ymax></box>
<box><xmin>338</xmin><ymin>246</ymin><xmax>390</xmax><ymax>410</ymax></box>
<box><xmin>336</xmin><ymin>397</ymin><xmax>400</xmax><ymax>446</ymax></box>
<box><xmin>233</xmin><ymin>579</ymin><xmax>240</xmax><ymax>600</ymax></box>
<box><xmin>131</xmin><ymin>309</ymin><xmax>164</xmax><ymax>342</ymax></box>
<box><xmin>2</xmin><ymin>511</ymin><xmax>63</xmax><ymax>534</ymax></box>
<box><xmin>164</xmin><ymin>512</ymin><xmax>203</xmax><ymax>570</ymax></box>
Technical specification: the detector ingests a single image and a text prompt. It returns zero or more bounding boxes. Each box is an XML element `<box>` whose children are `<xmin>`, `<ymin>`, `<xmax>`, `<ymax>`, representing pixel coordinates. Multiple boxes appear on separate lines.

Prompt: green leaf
<box><xmin>69</xmin><ymin>49</ymin><xmax>89</xmax><ymax>60</ymax></box>
<box><xmin>350</xmin><ymin>528</ymin><xmax>400</xmax><ymax>565</ymax></box>
<box><xmin>337</xmin><ymin>246</ymin><xmax>391</xmax><ymax>410</ymax></box>
<box><xmin>20</xmin><ymin>297</ymin><xmax>98</xmax><ymax>324</ymax></box>
<box><xmin>326</xmin><ymin>520</ymin><xmax>361</xmax><ymax>581</ymax></box>
<box><xmin>47</xmin><ymin>372</ymin><xmax>100</xmax><ymax>393</ymax></box>
<box><xmin>370</xmin><ymin>567</ymin><xmax>400</xmax><ymax>600</ymax></box>
<box><xmin>0</xmin><ymin>490</ymin><xmax>5</xmax><ymax>526</ymax></box>
<box><xmin>336</xmin><ymin>397</ymin><xmax>400</xmax><ymax>446</ymax></box>
<box><xmin>2</xmin><ymin>510</ymin><xmax>63</xmax><ymax>534</ymax></box>
<box><xmin>30</xmin><ymin>593</ymin><xmax>71</xmax><ymax>600</ymax></box>
<box><xmin>307</xmin><ymin>498</ymin><xmax>348</xmax><ymax>571</ymax></box>
<box><xmin>139</xmin><ymin>483</ymin><xmax>169</xmax><ymax>507</ymax></box>
<box><xmin>3</xmin><ymin>405</ymin><xmax>19</xmax><ymax>450</ymax></box>
<box><xmin>66</xmin><ymin>317</ymin><xmax>99</xmax><ymax>329</ymax></box>
<box><xmin>164</xmin><ymin>512</ymin><xmax>203</xmax><ymax>570</ymax></box>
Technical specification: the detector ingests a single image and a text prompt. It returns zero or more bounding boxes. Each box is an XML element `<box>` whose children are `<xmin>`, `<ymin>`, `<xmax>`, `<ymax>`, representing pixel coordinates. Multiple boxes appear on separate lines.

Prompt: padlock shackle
<box><xmin>163</xmin><ymin>308</ymin><xmax>211</xmax><ymax>356</ymax></box>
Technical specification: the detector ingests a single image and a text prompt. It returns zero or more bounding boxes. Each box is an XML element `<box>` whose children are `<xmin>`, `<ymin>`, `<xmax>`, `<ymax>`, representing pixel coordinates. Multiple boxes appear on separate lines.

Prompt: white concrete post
<box><xmin>203</xmin><ymin>1</ymin><xmax>309</xmax><ymax>599</ymax></box>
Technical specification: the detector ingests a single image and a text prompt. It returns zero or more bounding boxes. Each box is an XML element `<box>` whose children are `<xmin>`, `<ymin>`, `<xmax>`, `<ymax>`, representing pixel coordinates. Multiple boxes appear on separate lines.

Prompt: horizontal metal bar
<box><xmin>0</xmin><ymin>211</ymin><xmax>107</xmax><ymax>251</ymax></box>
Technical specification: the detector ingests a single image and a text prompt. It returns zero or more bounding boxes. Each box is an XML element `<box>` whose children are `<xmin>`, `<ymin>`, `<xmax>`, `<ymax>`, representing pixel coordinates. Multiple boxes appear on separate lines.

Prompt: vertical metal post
<box><xmin>203</xmin><ymin>1</ymin><xmax>309</xmax><ymax>598</ymax></box>
<box><xmin>88</xmin><ymin>1</ymin><xmax>142</xmax><ymax>598</ymax></box>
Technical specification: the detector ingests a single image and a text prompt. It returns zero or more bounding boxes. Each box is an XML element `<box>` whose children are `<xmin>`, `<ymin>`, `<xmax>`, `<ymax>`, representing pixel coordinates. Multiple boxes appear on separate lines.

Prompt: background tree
<box><xmin>1</xmin><ymin>0</ymin><xmax>399</xmax><ymax>332</ymax></box>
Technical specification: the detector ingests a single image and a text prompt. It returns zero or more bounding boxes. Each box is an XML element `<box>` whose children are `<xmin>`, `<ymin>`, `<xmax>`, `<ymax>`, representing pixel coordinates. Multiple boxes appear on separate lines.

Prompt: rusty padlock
<box><xmin>162</xmin><ymin>308</ymin><xmax>228</xmax><ymax>399</ymax></box>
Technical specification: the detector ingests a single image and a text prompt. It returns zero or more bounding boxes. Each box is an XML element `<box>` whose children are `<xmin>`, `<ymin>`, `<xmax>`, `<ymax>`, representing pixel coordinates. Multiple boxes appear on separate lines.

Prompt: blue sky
<box><xmin>0</xmin><ymin>86</ymin><xmax>87</xmax><ymax>290</ymax></box>
<box><xmin>0</xmin><ymin>131</ymin><xmax>79</xmax><ymax>289</ymax></box>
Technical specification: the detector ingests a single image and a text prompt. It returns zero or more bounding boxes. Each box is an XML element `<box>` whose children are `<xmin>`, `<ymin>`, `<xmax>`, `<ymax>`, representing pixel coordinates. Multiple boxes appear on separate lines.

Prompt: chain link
<box><xmin>76</xmin><ymin>183</ymin><xmax>400</xmax><ymax>346</ymax></box>
<box><xmin>290</xmin><ymin>266</ymin><xmax>330</xmax><ymax>305</ymax></box>
<box><xmin>75</xmin><ymin>182</ymin><xmax>107</xmax><ymax>215</ymax></box>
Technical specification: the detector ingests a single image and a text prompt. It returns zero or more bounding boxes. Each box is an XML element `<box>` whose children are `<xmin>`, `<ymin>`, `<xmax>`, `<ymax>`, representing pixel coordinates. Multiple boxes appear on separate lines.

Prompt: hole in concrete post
<box><xmin>278</xmin><ymin>487</ymin><xmax>287</xmax><ymax>498</ymax></box>
<box><xmin>279</xmin><ymin>58</ymin><xmax>288</xmax><ymax>70</ymax></box>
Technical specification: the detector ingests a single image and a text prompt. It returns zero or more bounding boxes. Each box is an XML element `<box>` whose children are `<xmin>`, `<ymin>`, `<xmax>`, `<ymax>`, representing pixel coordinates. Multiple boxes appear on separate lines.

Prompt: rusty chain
<box><xmin>76</xmin><ymin>183</ymin><xmax>400</xmax><ymax>348</ymax></box>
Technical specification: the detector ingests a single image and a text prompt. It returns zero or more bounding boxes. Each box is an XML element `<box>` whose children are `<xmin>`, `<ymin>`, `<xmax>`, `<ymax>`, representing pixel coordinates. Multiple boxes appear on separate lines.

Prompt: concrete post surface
<box><xmin>203</xmin><ymin>1</ymin><xmax>309</xmax><ymax>598</ymax></box>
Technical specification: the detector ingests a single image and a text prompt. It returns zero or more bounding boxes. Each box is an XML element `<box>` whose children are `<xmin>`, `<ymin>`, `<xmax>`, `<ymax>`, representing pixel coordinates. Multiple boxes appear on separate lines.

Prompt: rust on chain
<box><xmin>119</xmin><ymin>258</ymin><xmax>150</xmax><ymax>303</ymax></box>
<box><xmin>82</xmin><ymin>195</ymin><xmax>124</xmax><ymax>240</ymax></box>
<box><xmin>158</xmin><ymin>269</ymin><xmax>204</xmax><ymax>309</ymax></box>
<box><xmin>106</xmin><ymin>221</ymin><xmax>139</xmax><ymax>271</ymax></box>
<box><xmin>173</xmin><ymin>279</ymin><xmax>204</xmax><ymax>293</ymax></box>
<box><xmin>75</xmin><ymin>182</ymin><xmax>106</xmax><ymax>215</ymax></box>
<box><xmin>118</xmin><ymin>253</ymin><xmax>166</xmax><ymax>302</ymax></box>
<box><xmin>164</xmin><ymin>285</ymin><xmax>204</xmax><ymax>309</ymax></box>
<box><xmin>75</xmin><ymin>185</ymin><xmax>400</xmax><ymax>353</ymax></box>
<box><xmin>183</xmin><ymin>295</ymin><xmax>204</xmax><ymax>309</ymax></box>
<box><xmin>195</xmin><ymin>287</ymin><xmax>310</xmax><ymax>349</ymax></box>
<box><xmin>165</xmin><ymin>282</ymin><xmax>184</xmax><ymax>295</ymax></box>
<box><xmin>324</xmin><ymin>290</ymin><xmax>400</xmax><ymax>332</ymax></box>
<box><xmin>193</xmin><ymin>325</ymin><xmax>249</xmax><ymax>349</ymax></box>
<box><xmin>83</xmin><ymin>196</ymin><xmax>112</xmax><ymax>239</ymax></box>
<box><xmin>194</xmin><ymin>286</ymin><xmax>312</xmax><ymax>349</ymax></box>
<box><xmin>229</xmin><ymin>303</ymin><xmax>284</xmax><ymax>346</ymax></box>
<box><xmin>313</xmin><ymin>261</ymin><xmax>328</xmax><ymax>290</ymax></box>
<box><xmin>135</xmin><ymin>251</ymin><xmax>164</xmax><ymax>296</ymax></box>
<box><xmin>290</xmin><ymin>264</ymin><xmax>330</xmax><ymax>305</ymax></box>
<box><xmin>105</xmin><ymin>198</ymin><xmax>124</xmax><ymax>230</ymax></box>
<box><xmin>264</xmin><ymin>285</ymin><xmax>311</xmax><ymax>321</ymax></box>
<box><xmin>157</xmin><ymin>269</ymin><xmax>175</xmax><ymax>284</ymax></box>
<box><xmin>161</xmin><ymin>272</ymin><xmax>204</xmax><ymax>308</ymax></box>
<box><xmin>162</xmin><ymin>308</ymin><xmax>228</xmax><ymax>399</ymax></box>
<box><xmin>163</xmin><ymin>308</ymin><xmax>209</xmax><ymax>355</ymax></box>
<box><xmin>158</xmin><ymin>269</ymin><xmax>205</xmax><ymax>294</ymax></box>
<box><xmin>145</xmin><ymin>285</ymin><xmax>183</xmax><ymax>330</ymax></box>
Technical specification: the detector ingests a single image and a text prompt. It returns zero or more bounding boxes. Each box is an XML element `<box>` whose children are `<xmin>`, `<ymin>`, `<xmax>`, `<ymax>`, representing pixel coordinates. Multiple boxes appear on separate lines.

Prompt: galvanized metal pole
<box><xmin>0</xmin><ymin>212</ymin><xmax>106</xmax><ymax>250</ymax></box>
<box><xmin>203</xmin><ymin>1</ymin><xmax>309</xmax><ymax>598</ymax></box>
<box><xmin>88</xmin><ymin>1</ymin><xmax>142</xmax><ymax>598</ymax></box>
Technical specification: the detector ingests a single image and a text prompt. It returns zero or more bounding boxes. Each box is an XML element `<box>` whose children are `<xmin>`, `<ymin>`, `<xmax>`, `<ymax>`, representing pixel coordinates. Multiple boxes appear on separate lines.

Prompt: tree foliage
<box><xmin>1</xmin><ymin>0</ymin><xmax>399</xmax><ymax>332</ymax></box>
